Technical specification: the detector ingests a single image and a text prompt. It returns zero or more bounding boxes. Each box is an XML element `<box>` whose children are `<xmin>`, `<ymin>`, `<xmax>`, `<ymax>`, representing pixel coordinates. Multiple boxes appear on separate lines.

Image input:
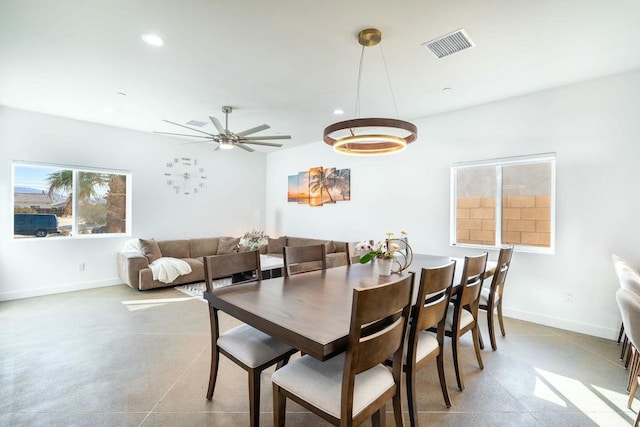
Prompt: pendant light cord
<box><xmin>354</xmin><ymin>43</ymin><xmax>400</xmax><ymax>119</ymax></box>
<box><xmin>355</xmin><ymin>45</ymin><xmax>365</xmax><ymax>118</ymax></box>
<box><xmin>380</xmin><ymin>43</ymin><xmax>400</xmax><ymax>119</ymax></box>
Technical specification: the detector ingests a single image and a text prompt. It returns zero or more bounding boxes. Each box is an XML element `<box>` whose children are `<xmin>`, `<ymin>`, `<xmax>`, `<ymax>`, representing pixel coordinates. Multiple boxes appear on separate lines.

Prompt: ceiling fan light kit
<box><xmin>156</xmin><ymin>106</ymin><xmax>291</xmax><ymax>152</ymax></box>
<box><xmin>323</xmin><ymin>28</ymin><xmax>417</xmax><ymax>156</ymax></box>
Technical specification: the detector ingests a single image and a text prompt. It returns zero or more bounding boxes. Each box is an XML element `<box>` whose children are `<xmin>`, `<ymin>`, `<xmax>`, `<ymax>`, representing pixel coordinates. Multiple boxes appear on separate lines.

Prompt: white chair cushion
<box><xmin>413</xmin><ymin>331</ymin><xmax>440</xmax><ymax>363</ymax></box>
<box><xmin>479</xmin><ymin>288</ymin><xmax>500</xmax><ymax>306</ymax></box>
<box><xmin>217</xmin><ymin>324</ymin><xmax>294</xmax><ymax>368</ymax></box>
<box><xmin>444</xmin><ymin>302</ymin><xmax>474</xmax><ymax>331</ymax></box>
<box><xmin>271</xmin><ymin>353</ymin><xmax>394</xmax><ymax>418</ymax></box>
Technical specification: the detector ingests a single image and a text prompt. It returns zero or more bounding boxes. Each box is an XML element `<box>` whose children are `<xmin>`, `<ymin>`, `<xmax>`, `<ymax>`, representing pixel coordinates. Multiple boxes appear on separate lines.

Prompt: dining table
<box><xmin>205</xmin><ymin>254</ymin><xmax>496</xmax><ymax>361</ymax></box>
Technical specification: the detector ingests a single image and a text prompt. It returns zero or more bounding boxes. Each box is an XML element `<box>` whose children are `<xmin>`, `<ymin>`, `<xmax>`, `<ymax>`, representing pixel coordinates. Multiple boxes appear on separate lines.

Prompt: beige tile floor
<box><xmin>0</xmin><ymin>284</ymin><xmax>637</xmax><ymax>426</ymax></box>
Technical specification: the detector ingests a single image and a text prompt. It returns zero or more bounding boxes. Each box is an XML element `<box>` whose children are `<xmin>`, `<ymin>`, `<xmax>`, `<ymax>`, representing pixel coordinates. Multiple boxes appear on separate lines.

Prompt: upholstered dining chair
<box><xmin>271</xmin><ymin>273</ymin><xmax>415</xmax><ymax>427</ymax></box>
<box><xmin>203</xmin><ymin>251</ymin><xmax>297</xmax><ymax>427</ymax></box>
<box><xmin>398</xmin><ymin>262</ymin><xmax>456</xmax><ymax>426</ymax></box>
<box><xmin>616</xmin><ymin>288</ymin><xmax>640</xmax><ymax>427</ymax></box>
<box><xmin>282</xmin><ymin>244</ymin><xmax>327</xmax><ymax>276</ymax></box>
<box><xmin>620</xmin><ymin>272</ymin><xmax>640</xmax><ymax>397</ymax></box>
<box><xmin>478</xmin><ymin>245</ymin><xmax>514</xmax><ymax>351</ymax></box>
<box><xmin>612</xmin><ymin>254</ymin><xmax>640</xmax><ymax>364</ymax></box>
<box><xmin>441</xmin><ymin>252</ymin><xmax>488</xmax><ymax>391</ymax></box>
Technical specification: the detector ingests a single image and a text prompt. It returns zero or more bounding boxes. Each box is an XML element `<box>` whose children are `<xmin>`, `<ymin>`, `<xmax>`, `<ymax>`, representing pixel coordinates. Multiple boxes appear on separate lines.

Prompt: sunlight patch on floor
<box><xmin>535</xmin><ymin>368</ymin><xmax>632</xmax><ymax>425</ymax></box>
<box><xmin>121</xmin><ymin>296</ymin><xmax>195</xmax><ymax>311</ymax></box>
<box><xmin>534</xmin><ymin>376</ymin><xmax>567</xmax><ymax>407</ymax></box>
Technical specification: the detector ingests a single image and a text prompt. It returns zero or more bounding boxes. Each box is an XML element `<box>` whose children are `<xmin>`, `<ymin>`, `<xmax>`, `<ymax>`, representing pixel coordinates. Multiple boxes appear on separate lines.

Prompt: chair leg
<box><xmin>273</xmin><ymin>383</ymin><xmax>286</xmax><ymax>427</ymax></box>
<box><xmin>478</xmin><ymin>322</ymin><xmax>485</xmax><ymax>350</ymax></box>
<box><xmin>472</xmin><ymin>324</ymin><xmax>484</xmax><ymax>370</ymax></box>
<box><xmin>628</xmin><ymin>351</ymin><xmax>639</xmax><ymax>407</ymax></box>
<box><xmin>436</xmin><ymin>352</ymin><xmax>452</xmax><ymax>408</ymax></box>
<box><xmin>206</xmin><ymin>347</ymin><xmax>220</xmax><ymax>400</ymax></box>
<box><xmin>406</xmin><ymin>365</ymin><xmax>418</xmax><ymax>426</ymax></box>
<box><xmin>452</xmin><ymin>333</ymin><xmax>464</xmax><ymax>391</ymax></box>
<box><xmin>487</xmin><ymin>306</ymin><xmax>498</xmax><ymax>351</ymax></box>
<box><xmin>497</xmin><ymin>299</ymin><xmax>506</xmax><ymax>337</ymax></box>
<box><xmin>392</xmin><ymin>392</ymin><xmax>403</xmax><ymax>427</ymax></box>
<box><xmin>629</xmin><ymin>349</ymin><xmax>638</xmax><ymax>392</ymax></box>
<box><xmin>621</xmin><ymin>335</ymin><xmax>628</xmax><ymax>362</ymax></box>
<box><xmin>618</xmin><ymin>322</ymin><xmax>625</xmax><ymax>344</ymax></box>
<box><xmin>248</xmin><ymin>369</ymin><xmax>261</xmax><ymax>427</ymax></box>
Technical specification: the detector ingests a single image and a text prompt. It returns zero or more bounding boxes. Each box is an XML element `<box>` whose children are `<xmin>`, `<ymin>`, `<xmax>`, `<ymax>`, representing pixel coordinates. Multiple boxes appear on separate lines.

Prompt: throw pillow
<box><xmin>139</xmin><ymin>238</ymin><xmax>162</xmax><ymax>263</ymax></box>
<box><xmin>217</xmin><ymin>237</ymin><xmax>240</xmax><ymax>255</ymax></box>
<box><xmin>268</xmin><ymin>236</ymin><xmax>287</xmax><ymax>255</ymax></box>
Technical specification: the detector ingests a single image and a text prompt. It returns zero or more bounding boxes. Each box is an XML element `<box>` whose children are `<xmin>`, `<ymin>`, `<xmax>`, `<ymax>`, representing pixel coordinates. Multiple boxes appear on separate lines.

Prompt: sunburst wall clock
<box><xmin>164</xmin><ymin>157</ymin><xmax>206</xmax><ymax>195</ymax></box>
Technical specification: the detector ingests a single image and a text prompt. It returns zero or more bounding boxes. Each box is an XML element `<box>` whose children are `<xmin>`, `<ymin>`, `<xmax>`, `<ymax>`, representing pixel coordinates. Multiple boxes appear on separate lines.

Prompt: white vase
<box><xmin>377</xmin><ymin>258</ymin><xmax>393</xmax><ymax>276</ymax></box>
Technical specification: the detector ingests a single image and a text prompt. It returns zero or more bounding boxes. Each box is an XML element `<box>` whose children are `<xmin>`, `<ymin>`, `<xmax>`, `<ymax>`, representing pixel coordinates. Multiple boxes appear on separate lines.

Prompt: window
<box><xmin>451</xmin><ymin>153</ymin><xmax>555</xmax><ymax>253</ymax></box>
<box><xmin>12</xmin><ymin>162</ymin><xmax>131</xmax><ymax>239</ymax></box>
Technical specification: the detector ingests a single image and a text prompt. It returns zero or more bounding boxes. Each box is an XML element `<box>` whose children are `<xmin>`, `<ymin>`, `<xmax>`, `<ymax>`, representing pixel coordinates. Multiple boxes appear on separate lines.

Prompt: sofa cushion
<box><xmin>157</xmin><ymin>240</ymin><xmax>190</xmax><ymax>258</ymax></box>
<box><xmin>139</xmin><ymin>238</ymin><xmax>162</xmax><ymax>263</ymax></box>
<box><xmin>268</xmin><ymin>236</ymin><xmax>287</xmax><ymax>255</ymax></box>
<box><xmin>217</xmin><ymin>237</ymin><xmax>240</xmax><ymax>254</ymax></box>
<box><xmin>190</xmin><ymin>237</ymin><xmax>220</xmax><ymax>258</ymax></box>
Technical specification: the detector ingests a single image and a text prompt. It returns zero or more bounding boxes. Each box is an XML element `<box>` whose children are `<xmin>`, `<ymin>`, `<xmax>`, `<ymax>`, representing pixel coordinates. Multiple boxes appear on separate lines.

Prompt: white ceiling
<box><xmin>1</xmin><ymin>0</ymin><xmax>640</xmax><ymax>151</ymax></box>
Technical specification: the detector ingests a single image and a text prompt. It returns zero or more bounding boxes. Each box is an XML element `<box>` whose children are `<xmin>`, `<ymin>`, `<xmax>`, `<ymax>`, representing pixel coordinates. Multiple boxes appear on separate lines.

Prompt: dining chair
<box><xmin>612</xmin><ymin>254</ymin><xmax>640</xmax><ymax>364</ymax></box>
<box><xmin>478</xmin><ymin>245</ymin><xmax>514</xmax><ymax>351</ymax></box>
<box><xmin>400</xmin><ymin>262</ymin><xmax>456</xmax><ymax>426</ymax></box>
<box><xmin>282</xmin><ymin>244</ymin><xmax>327</xmax><ymax>276</ymax></box>
<box><xmin>271</xmin><ymin>273</ymin><xmax>415</xmax><ymax>427</ymax></box>
<box><xmin>620</xmin><ymin>272</ymin><xmax>640</xmax><ymax>396</ymax></box>
<box><xmin>440</xmin><ymin>252</ymin><xmax>488</xmax><ymax>391</ymax></box>
<box><xmin>203</xmin><ymin>251</ymin><xmax>297</xmax><ymax>427</ymax></box>
<box><xmin>616</xmin><ymin>287</ymin><xmax>640</xmax><ymax>427</ymax></box>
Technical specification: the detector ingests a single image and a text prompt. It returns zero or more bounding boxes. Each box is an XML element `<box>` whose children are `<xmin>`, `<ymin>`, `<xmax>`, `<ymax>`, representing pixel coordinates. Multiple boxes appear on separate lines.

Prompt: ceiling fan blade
<box><xmin>209</xmin><ymin>116</ymin><xmax>227</xmax><ymax>135</ymax></box>
<box><xmin>235</xmin><ymin>143</ymin><xmax>255</xmax><ymax>152</ymax></box>
<box><xmin>154</xmin><ymin>131</ymin><xmax>212</xmax><ymax>138</ymax></box>
<box><xmin>242</xmin><ymin>135</ymin><xmax>291</xmax><ymax>140</ymax></box>
<box><xmin>236</xmin><ymin>124</ymin><xmax>270</xmax><ymax>137</ymax></box>
<box><xmin>162</xmin><ymin>119</ymin><xmax>214</xmax><ymax>137</ymax></box>
<box><xmin>240</xmin><ymin>141</ymin><xmax>283</xmax><ymax>148</ymax></box>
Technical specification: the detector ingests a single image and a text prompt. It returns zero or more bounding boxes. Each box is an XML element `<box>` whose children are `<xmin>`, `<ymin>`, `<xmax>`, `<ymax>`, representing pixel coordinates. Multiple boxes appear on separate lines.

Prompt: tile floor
<box><xmin>0</xmin><ymin>284</ymin><xmax>637</xmax><ymax>426</ymax></box>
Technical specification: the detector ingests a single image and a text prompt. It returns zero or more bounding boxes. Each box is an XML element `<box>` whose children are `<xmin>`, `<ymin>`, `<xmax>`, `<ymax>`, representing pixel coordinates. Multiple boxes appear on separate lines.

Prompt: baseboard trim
<box><xmin>503</xmin><ymin>307</ymin><xmax>618</xmax><ymax>340</ymax></box>
<box><xmin>0</xmin><ymin>279</ymin><xmax>122</xmax><ymax>301</ymax></box>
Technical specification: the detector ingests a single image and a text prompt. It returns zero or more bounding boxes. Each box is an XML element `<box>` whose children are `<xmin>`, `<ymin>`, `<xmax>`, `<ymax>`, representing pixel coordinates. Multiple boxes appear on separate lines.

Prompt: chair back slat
<box><xmin>415</xmin><ymin>262</ymin><xmax>456</xmax><ymax>332</ymax></box>
<box><xmin>491</xmin><ymin>245</ymin><xmax>514</xmax><ymax>300</ymax></box>
<box><xmin>203</xmin><ymin>251</ymin><xmax>262</xmax><ymax>292</ymax></box>
<box><xmin>283</xmin><ymin>244</ymin><xmax>327</xmax><ymax>276</ymax></box>
<box><xmin>345</xmin><ymin>273</ymin><xmax>414</xmax><ymax>376</ymax></box>
<box><xmin>458</xmin><ymin>253</ymin><xmax>488</xmax><ymax>307</ymax></box>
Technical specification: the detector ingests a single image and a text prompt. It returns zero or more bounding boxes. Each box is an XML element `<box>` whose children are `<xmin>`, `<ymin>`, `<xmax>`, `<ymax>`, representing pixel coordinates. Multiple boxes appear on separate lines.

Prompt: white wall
<box><xmin>265</xmin><ymin>70</ymin><xmax>640</xmax><ymax>339</ymax></box>
<box><xmin>0</xmin><ymin>107</ymin><xmax>266</xmax><ymax>300</ymax></box>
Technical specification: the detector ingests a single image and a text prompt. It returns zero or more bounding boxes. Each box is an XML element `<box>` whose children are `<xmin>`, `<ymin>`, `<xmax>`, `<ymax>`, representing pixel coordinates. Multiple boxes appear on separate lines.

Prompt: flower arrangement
<box><xmin>356</xmin><ymin>230</ymin><xmax>407</xmax><ymax>264</ymax></box>
<box><xmin>241</xmin><ymin>230</ymin><xmax>268</xmax><ymax>251</ymax></box>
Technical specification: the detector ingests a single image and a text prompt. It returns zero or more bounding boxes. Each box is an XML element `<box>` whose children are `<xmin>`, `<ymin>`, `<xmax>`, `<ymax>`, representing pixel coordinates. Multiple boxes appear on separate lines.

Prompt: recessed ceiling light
<box><xmin>141</xmin><ymin>33</ymin><xmax>164</xmax><ymax>47</ymax></box>
<box><xmin>333</xmin><ymin>109</ymin><xmax>344</xmax><ymax>115</ymax></box>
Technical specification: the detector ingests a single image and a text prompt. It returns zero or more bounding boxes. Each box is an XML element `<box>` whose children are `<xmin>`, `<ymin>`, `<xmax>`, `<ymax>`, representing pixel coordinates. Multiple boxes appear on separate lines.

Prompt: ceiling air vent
<box><xmin>186</xmin><ymin>119</ymin><xmax>207</xmax><ymax>127</ymax></box>
<box><xmin>421</xmin><ymin>28</ymin><xmax>474</xmax><ymax>59</ymax></box>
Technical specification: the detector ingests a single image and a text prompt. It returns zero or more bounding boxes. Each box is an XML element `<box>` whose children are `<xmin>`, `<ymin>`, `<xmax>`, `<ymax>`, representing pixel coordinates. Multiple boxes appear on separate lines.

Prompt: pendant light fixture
<box><xmin>324</xmin><ymin>28</ymin><xmax>417</xmax><ymax>155</ymax></box>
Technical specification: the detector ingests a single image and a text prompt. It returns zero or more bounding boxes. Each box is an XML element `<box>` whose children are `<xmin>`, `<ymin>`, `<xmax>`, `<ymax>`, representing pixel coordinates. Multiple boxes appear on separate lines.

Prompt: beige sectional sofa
<box><xmin>118</xmin><ymin>235</ymin><xmax>348</xmax><ymax>291</ymax></box>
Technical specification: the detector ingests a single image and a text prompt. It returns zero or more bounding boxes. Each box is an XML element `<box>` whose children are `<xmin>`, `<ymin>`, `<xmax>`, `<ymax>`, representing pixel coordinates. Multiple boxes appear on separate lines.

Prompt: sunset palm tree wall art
<box><xmin>288</xmin><ymin>167</ymin><xmax>350</xmax><ymax>206</ymax></box>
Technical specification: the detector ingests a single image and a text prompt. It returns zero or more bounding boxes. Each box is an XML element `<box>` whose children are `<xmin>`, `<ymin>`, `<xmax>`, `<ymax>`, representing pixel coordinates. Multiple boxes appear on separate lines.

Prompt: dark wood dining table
<box><xmin>205</xmin><ymin>254</ymin><xmax>496</xmax><ymax>361</ymax></box>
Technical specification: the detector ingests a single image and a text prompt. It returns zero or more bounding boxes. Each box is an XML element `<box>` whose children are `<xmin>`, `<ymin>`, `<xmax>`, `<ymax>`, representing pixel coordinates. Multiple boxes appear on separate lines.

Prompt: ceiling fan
<box><xmin>155</xmin><ymin>106</ymin><xmax>291</xmax><ymax>152</ymax></box>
